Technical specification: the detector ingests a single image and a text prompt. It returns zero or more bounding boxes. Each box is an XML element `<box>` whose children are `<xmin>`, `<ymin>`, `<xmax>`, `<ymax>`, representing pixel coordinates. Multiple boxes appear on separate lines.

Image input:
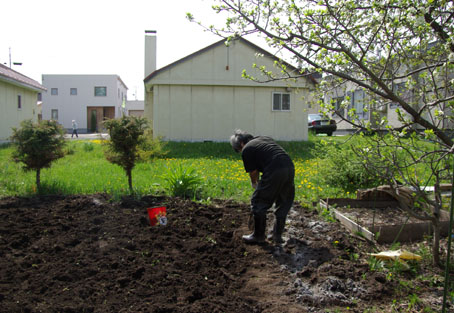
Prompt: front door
<box><xmin>89</xmin><ymin>109</ymin><xmax>97</xmax><ymax>133</ymax></box>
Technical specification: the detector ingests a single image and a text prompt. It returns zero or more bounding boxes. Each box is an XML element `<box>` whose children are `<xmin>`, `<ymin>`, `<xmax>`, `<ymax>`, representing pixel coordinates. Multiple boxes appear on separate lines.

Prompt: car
<box><xmin>308</xmin><ymin>113</ymin><xmax>337</xmax><ymax>136</ymax></box>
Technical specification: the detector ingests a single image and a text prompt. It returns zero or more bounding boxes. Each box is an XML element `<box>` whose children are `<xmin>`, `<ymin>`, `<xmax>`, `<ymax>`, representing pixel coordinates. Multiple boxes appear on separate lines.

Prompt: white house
<box><xmin>320</xmin><ymin>41</ymin><xmax>453</xmax><ymax>133</ymax></box>
<box><xmin>322</xmin><ymin>79</ymin><xmax>422</xmax><ymax>133</ymax></box>
<box><xmin>143</xmin><ymin>33</ymin><xmax>317</xmax><ymax>141</ymax></box>
<box><xmin>41</xmin><ymin>75</ymin><xmax>128</xmax><ymax>133</ymax></box>
<box><xmin>125</xmin><ymin>100</ymin><xmax>144</xmax><ymax>117</ymax></box>
<box><xmin>0</xmin><ymin>64</ymin><xmax>45</xmax><ymax>142</ymax></box>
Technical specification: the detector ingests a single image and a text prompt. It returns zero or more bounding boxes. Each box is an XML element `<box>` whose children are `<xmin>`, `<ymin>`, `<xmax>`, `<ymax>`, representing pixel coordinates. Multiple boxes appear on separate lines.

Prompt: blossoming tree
<box><xmin>190</xmin><ymin>0</ymin><xmax>454</xmax><ymax>265</ymax></box>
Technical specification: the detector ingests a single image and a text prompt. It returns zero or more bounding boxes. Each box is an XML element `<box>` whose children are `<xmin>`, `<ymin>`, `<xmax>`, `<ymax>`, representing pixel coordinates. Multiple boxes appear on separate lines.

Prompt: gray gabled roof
<box><xmin>144</xmin><ymin>36</ymin><xmax>318</xmax><ymax>84</ymax></box>
<box><xmin>0</xmin><ymin>63</ymin><xmax>46</xmax><ymax>92</ymax></box>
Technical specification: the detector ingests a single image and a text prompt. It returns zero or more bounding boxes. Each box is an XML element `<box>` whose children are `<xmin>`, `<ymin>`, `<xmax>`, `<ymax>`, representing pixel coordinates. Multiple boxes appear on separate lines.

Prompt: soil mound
<box><xmin>0</xmin><ymin>195</ymin><xmax>446</xmax><ymax>312</ymax></box>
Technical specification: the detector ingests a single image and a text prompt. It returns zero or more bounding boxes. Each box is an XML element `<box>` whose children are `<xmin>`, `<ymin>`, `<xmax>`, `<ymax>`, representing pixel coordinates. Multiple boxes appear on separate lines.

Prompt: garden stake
<box><xmin>442</xmin><ymin>160</ymin><xmax>454</xmax><ymax>313</ymax></box>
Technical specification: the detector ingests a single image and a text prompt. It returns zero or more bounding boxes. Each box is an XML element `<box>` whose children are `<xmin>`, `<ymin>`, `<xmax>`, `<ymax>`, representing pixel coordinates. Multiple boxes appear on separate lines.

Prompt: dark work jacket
<box><xmin>241</xmin><ymin>136</ymin><xmax>293</xmax><ymax>174</ymax></box>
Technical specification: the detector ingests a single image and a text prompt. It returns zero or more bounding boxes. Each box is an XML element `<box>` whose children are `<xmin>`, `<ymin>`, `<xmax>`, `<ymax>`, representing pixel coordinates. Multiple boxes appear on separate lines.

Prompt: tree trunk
<box><xmin>36</xmin><ymin>168</ymin><xmax>41</xmax><ymax>193</ymax></box>
<box><xmin>127</xmin><ymin>168</ymin><xmax>133</xmax><ymax>194</ymax></box>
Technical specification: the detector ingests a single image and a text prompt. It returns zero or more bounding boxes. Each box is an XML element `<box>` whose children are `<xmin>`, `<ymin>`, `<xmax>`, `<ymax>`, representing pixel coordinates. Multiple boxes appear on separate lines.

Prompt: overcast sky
<box><xmin>0</xmin><ymin>0</ymin><xmax>234</xmax><ymax>100</ymax></box>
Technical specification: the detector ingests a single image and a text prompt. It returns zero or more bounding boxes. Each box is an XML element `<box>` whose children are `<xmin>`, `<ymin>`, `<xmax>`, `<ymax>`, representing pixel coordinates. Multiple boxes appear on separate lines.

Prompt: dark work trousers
<box><xmin>72</xmin><ymin>129</ymin><xmax>78</xmax><ymax>138</ymax></box>
<box><xmin>251</xmin><ymin>165</ymin><xmax>295</xmax><ymax>219</ymax></box>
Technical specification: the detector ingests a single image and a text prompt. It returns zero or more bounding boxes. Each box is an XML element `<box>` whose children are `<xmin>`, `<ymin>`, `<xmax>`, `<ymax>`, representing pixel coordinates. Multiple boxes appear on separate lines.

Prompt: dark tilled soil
<box><xmin>0</xmin><ymin>195</ymin><xmax>450</xmax><ymax>312</ymax></box>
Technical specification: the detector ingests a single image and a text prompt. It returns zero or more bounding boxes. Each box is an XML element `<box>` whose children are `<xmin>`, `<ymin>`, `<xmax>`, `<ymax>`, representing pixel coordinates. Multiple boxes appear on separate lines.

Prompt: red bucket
<box><xmin>147</xmin><ymin>206</ymin><xmax>167</xmax><ymax>226</ymax></box>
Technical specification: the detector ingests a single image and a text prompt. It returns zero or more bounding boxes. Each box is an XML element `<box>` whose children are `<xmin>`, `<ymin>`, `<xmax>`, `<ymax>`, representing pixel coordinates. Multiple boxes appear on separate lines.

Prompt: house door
<box><xmin>89</xmin><ymin>109</ymin><xmax>97</xmax><ymax>132</ymax></box>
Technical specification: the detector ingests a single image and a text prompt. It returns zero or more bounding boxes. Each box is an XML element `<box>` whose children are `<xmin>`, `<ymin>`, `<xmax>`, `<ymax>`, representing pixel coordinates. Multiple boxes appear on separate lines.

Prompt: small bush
<box><xmin>10</xmin><ymin>119</ymin><xmax>66</xmax><ymax>192</ymax></box>
<box><xmin>65</xmin><ymin>143</ymin><xmax>76</xmax><ymax>155</ymax></box>
<box><xmin>103</xmin><ymin>116</ymin><xmax>149</xmax><ymax>193</ymax></box>
<box><xmin>137</xmin><ymin>130</ymin><xmax>167</xmax><ymax>160</ymax></box>
<box><xmin>314</xmin><ymin>139</ymin><xmax>384</xmax><ymax>192</ymax></box>
<box><xmin>83</xmin><ymin>142</ymin><xmax>95</xmax><ymax>152</ymax></box>
<box><xmin>163</xmin><ymin>164</ymin><xmax>203</xmax><ymax>198</ymax></box>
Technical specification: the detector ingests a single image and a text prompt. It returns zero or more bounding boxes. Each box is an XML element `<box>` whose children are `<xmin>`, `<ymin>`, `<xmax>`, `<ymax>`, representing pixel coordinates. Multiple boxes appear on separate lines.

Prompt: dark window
<box><xmin>95</xmin><ymin>86</ymin><xmax>107</xmax><ymax>96</ymax></box>
<box><xmin>391</xmin><ymin>82</ymin><xmax>411</xmax><ymax>108</ymax></box>
<box><xmin>51</xmin><ymin>88</ymin><xmax>58</xmax><ymax>95</ymax></box>
<box><xmin>51</xmin><ymin>109</ymin><xmax>58</xmax><ymax>121</ymax></box>
<box><xmin>70</xmin><ymin>88</ymin><xmax>77</xmax><ymax>95</ymax></box>
<box><xmin>272</xmin><ymin>92</ymin><xmax>291</xmax><ymax>111</ymax></box>
<box><xmin>333</xmin><ymin>96</ymin><xmax>344</xmax><ymax>118</ymax></box>
<box><xmin>17</xmin><ymin>95</ymin><xmax>21</xmax><ymax>109</ymax></box>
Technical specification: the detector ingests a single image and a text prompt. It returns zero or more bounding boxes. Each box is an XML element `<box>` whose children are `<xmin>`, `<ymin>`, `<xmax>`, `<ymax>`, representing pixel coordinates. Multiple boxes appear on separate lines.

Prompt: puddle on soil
<box><xmin>271</xmin><ymin>238</ymin><xmax>334</xmax><ymax>272</ymax></box>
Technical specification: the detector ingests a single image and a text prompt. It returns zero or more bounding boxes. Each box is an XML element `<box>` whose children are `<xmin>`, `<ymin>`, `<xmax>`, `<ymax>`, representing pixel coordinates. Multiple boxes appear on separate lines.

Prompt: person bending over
<box><xmin>230</xmin><ymin>129</ymin><xmax>295</xmax><ymax>244</ymax></box>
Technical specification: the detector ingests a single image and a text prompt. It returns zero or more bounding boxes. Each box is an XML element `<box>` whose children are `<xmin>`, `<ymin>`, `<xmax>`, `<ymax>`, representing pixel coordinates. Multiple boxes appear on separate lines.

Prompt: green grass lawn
<box><xmin>0</xmin><ymin>135</ymin><xmax>353</xmax><ymax>204</ymax></box>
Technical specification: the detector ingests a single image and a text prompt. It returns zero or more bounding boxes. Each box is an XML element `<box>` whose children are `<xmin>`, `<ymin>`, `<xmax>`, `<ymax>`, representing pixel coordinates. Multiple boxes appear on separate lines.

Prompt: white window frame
<box><xmin>51</xmin><ymin>88</ymin><xmax>58</xmax><ymax>96</ymax></box>
<box><xmin>70</xmin><ymin>88</ymin><xmax>77</xmax><ymax>95</ymax></box>
<box><xmin>272</xmin><ymin>92</ymin><xmax>291</xmax><ymax>111</ymax></box>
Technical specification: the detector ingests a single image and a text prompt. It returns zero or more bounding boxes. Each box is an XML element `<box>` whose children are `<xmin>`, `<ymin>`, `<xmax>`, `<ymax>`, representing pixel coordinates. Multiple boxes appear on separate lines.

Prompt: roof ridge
<box><xmin>0</xmin><ymin>63</ymin><xmax>46</xmax><ymax>91</ymax></box>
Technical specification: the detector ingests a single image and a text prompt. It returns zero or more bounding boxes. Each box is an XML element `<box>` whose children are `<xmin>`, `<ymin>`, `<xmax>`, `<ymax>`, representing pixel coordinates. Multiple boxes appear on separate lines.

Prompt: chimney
<box><xmin>145</xmin><ymin>30</ymin><xmax>157</xmax><ymax>78</ymax></box>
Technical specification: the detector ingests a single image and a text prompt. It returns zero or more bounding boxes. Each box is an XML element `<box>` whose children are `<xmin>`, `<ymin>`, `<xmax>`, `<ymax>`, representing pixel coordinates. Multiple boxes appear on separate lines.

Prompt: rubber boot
<box><xmin>269</xmin><ymin>217</ymin><xmax>286</xmax><ymax>244</ymax></box>
<box><xmin>242</xmin><ymin>215</ymin><xmax>266</xmax><ymax>244</ymax></box>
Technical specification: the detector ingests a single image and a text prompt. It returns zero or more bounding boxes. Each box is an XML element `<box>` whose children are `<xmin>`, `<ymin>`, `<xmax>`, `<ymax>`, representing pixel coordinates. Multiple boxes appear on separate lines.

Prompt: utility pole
<box><xmin>9</xmin><ymin>47</ymin><xmax>22</xmax><ymax>68</ymax></box>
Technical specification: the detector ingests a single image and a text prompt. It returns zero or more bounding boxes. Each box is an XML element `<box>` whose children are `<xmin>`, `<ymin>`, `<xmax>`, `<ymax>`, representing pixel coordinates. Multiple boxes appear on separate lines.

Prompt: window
<box><xmin>95</xmin><ymin>86</ymin><xmax>107</xmax><ymax>96</ymax></box>
<box><xmin>348</xmin><ymin>89</ymin><xmax>368</xmax><ymax>120</ymax></box>
<box><xmin>332</xmin><ymin>96</ymin><xmax>344</xmax><ymax>118</ymax></box>
<box><xmin>37</xmin><ymin>93</ymin><xmax>42</xmax><ymax>101</ymax></box>
<box><xmin>17</xmin><ymin>95</ymin><xmax>22</xmax><ymax>109</ymax></box>
<box><xmin>70</xmin><ymin>88</ymin><xmax>77</xmax><ymax>95</ymax></box>
<box><xmin>391</xmin><ymin>82</ymin><xmax>410</xmax><ymax>108</ymax></box>
<box><xmin>272</xmin><ymin>92</ymin><xmax>291</xmax><ymax>111</ymax></box>
<box><xmin>51</xmin><ymin>88</ymin><xmax>58</xmax><ymax>95</ymax></box>
<box><xmin>51</xmin><ymin>109</ymin><xmax>58</xmax><ymax>121</ymax></box>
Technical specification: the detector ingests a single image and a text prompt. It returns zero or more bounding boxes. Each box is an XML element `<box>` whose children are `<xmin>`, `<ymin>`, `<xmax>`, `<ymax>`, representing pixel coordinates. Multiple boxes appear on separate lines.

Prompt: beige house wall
<box><xmin>151</xmin><ymin>84</ymin><xmax>308</xmax><ymax>141</ymax></box>
<box><xmin>0</xmin><ymin>80</ymin><xmax>38</xmax><ymax>141</ymax></box>
<box><xmin>145</xmin><ymin>38</ymin><xmax>313</xmax><ymax>141</ymax></box>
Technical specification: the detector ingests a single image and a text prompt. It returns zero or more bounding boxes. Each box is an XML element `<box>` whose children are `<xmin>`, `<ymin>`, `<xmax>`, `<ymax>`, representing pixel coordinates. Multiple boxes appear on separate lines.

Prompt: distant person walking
<box><xmin>71</xmin><ymin>120</ymin><xmax>78</xmax><ymax>138</ymax></box>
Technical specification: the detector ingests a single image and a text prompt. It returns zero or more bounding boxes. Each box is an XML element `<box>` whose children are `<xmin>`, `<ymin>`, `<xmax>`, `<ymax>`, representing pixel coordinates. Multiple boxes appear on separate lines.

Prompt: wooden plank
<box><xmin>331</xmin><ymin>208</ymin><xmax>376</xmax><ymax>242</ymax></box>
<box><xmin>320</xmin><ymin>200</ymin><xmax>375</xmax><ymax>241</ymax></box>
<box><xmin>320</xmin><ymin>198</ymin><xmax>453</xmax><ymax>243</ymax></box>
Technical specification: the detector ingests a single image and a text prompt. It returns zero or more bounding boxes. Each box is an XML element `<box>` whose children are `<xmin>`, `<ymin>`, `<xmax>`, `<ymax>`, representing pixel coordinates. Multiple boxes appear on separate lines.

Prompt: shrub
<box><xmin>314</xmin><ymin>139</ymin><xmax>384</xmax><ymax>192</ymax></box>
<box><xmin>83</xmin><ymin>142</ymin><xmax>95</xmax><ymax>152</ymax></box>
<box><xmin>65</xmin><ymin>142</ymin><xmax>76</xmax><ymax>155</ymax></box>
<box><xmin>10</xmin><ymin>119</ymin><xmax>66</xmax><ymax>192</ymax></box>
<box><xmin>137</xmin><ymin>130</ymin><xmax>168</xmax><ymax>160</ymax></box>
<box><xmin>103</xmin><ymin>116</ymin><xmax>149</xmax><ymax>193</ymax></box>
<box><xmin>90</xmin><ymin>111</ymin><xmax>97</xmax><ymax>133</ymax></box>
<box><xmin>163</xmin><ymin>163</ymin><xmax>203</xmax><ymax>198</ymax></box>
